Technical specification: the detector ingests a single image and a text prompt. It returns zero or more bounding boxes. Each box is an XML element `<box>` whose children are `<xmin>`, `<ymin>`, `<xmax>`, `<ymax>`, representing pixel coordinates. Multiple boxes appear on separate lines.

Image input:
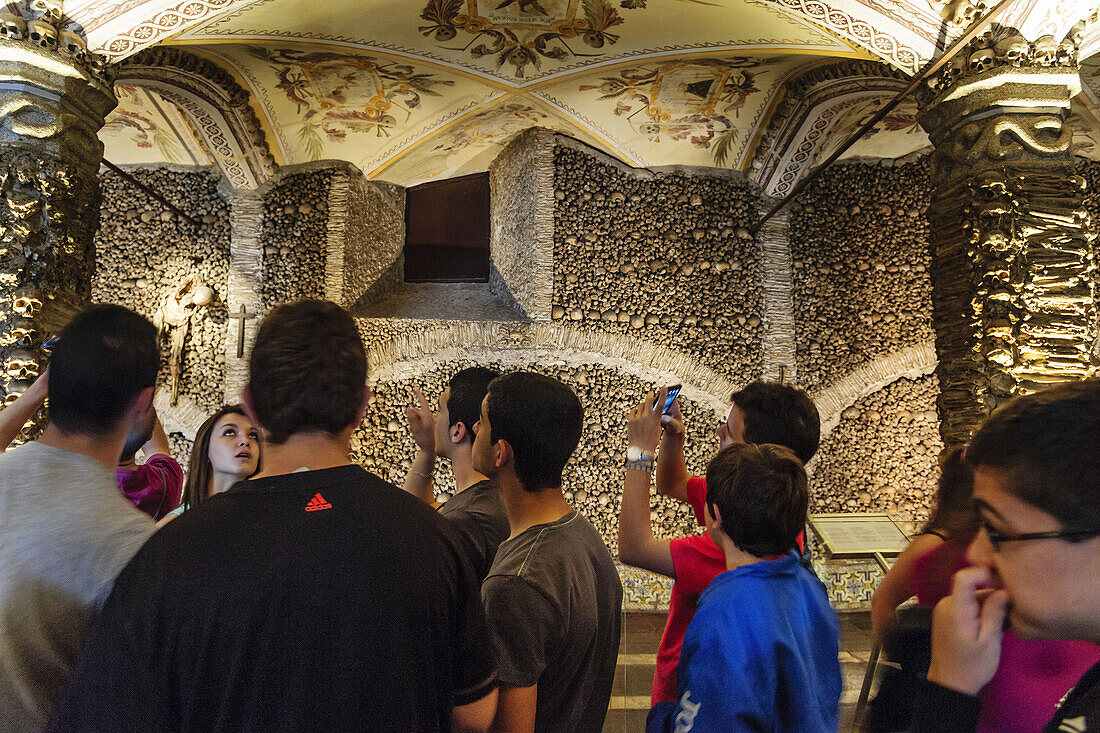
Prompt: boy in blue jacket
<box><xmin>649</xmin><ymin>442</ymin><xmax>841</xmax><ymax>732</ymax></box>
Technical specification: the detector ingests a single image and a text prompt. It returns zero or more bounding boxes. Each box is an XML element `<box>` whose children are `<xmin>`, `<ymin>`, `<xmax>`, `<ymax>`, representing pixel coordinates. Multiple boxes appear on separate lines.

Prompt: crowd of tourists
<box><xmin>0</xmin><ymin>299</ymin><xmax>1097</xmax><ymax>732</ymax></box>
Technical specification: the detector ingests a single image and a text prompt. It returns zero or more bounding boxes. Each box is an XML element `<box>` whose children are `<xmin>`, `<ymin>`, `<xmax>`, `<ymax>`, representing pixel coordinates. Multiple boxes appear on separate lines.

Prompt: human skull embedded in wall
<box><xmin>58</xmin><ymin>31</ymin><xmax>86</xmax><ymax>62</ymax></box>
<box><xmin>4</xmin><ymin>350</ymin><xmax>39</xmax><ymax>381</ymax></box>
<box><xmin>3</xmin><ymin>380</ymin><xmax>33</xmax><ymax>406</ymax></box>
<box><xmin>11</xmin><ymin>289</ymin><xmax>42</xmax><ymax>318</ymax></box>
<box><xmin>26</xmin><ymin>19</ymin><xmax>57</xmax><ymax>50</ymax></box>
<box><xmin>995</xmin><ymin>37</ymin><xmax>1029</xmax><ymax>66</ymax></box>
<box><xmin>968</xmin><ymin>48</ymin><xmax>994</xmax><ymax>74</ymax></box>
<box><xmin>1031</xmin><ymin>35</ymin><xmax>1058</xmax><ymax>66</ymax></box>
<box><xmin>0</xmin><ymin>13</ymin><xmax>26</xmax><ymax>40</ymax></box>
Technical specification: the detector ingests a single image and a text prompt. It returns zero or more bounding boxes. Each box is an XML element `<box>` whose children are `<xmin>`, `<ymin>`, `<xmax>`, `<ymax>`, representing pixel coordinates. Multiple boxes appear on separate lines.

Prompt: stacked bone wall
<box><xmin>352</xmin><ymin>357</ymin><xmax>718</xmax><ymax>552</ymax></box>
<box><xmin>791</xmin><ymin>158</ymin><xmax>935</xmax><ymax>387</ymax></box>
<box><xmin>1078</xmin><ymin>158</ymin><xmax>1100</xmax><ymax>314</ymax></box>
<box><xmin>333</xmin><ymin>173</ymin><xmax>404</xmax><ymax>307</ymax></box>
<box><xmin>489</xmin><ymin>128</ymin><xmax>550</xmax><ymax>316</ymax></box>
<box><xmin>810</xmin><ymin>374</ymin><xmax>943</xmax><ymax>531</ymax></box>
<box><xmin>551</xmin><ymin>143</ymin><xmax>765</xmax><ymax>384</ymax></box>
<box><xmin>790</xmin><ymin>157</ymin><xmax>940</xmax><ymax>528</ymax></box>
<box><xmin>261</xmin><ymin>170</ymin><xmax>332</xmax><ymax>308</ymax></box>
<box><xmin>93</xmin><ymin>167</ymin><xmax>231</xmax><ymax>421</ymax></box>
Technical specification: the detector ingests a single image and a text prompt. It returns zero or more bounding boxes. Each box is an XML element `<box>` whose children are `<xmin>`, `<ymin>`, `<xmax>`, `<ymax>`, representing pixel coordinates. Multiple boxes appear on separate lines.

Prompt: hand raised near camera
<box><xmin>627</xmin><ymin>387</ymin><xmax>668</xmax><ymax>454</ymax></box>
<box><xmin>927</xmin><ymin>566</ymin><xmax>1009</xmax><ymax>696</ymax></box>
<box><xmin>404</xmin><ymin>386</ymin><xmax>436</xmax><ymax>453</ymax></box>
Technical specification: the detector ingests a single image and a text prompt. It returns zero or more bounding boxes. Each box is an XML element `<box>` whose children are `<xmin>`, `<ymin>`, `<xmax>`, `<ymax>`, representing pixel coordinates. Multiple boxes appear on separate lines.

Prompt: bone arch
<box><xmin>116</xmin><ymin>48</ymin><xmax>276</xmax><ymax>190</ymax></box>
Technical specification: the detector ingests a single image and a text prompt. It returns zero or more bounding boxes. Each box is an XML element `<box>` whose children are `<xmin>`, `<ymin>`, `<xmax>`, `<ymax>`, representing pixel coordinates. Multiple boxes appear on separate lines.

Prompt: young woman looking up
<box><xmin>172</xmin><ymin>406</ymin><xmax>260</xmax><ymax>517</ymax></box>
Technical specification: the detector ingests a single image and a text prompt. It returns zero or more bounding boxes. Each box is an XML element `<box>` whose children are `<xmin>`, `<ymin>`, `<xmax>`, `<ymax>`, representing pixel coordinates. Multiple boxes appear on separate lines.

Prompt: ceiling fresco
<box><xmin>100</xmin><ymin>84</ymin><xmax>212</xmax><ymax>167</ymax></box>
<box><xmin>535</xmin><ymin>54</ymin><xmax>800</xmax><ymax>168</ymax></box>
<box><xmin>172</xmin><ymin>0</ymin><xmax>856</xmax><ymax>83</ymax></box>
<box><xmin>74</xmin><ymin>0</ymin><xmax>1100</xmax><ymax>185</ymax></box>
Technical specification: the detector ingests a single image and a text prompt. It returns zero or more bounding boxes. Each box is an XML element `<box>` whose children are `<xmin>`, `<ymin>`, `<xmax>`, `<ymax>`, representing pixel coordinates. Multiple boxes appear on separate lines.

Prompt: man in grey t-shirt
<box><xmin>0</xmin><ymin>305</ymin><xmax>158</xmax><ymax>730</ymax></box>
<box><xmin>402</xmin><ymin>366</ymin><xmax>509</xmax><ymax>581</ymax></box>
<box><xmin>473</xmin><ymin>372</ymin><xmax>622</xmax><ymax>732</ymax></box>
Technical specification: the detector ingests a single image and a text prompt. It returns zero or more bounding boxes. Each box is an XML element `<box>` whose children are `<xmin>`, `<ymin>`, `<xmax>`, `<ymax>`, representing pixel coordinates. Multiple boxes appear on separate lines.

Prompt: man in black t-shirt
<box><xmin>403</xmin><ymin>366</ymin><xmax>509</xmax><ymax>581</ymax></box>
<box><xmin>472</xmin><ymin>372</ymin><xmax>622</xmax><ymax>733</ymax></box>
<box><xmin>48</xmin><ymin>300</ymin><xmax>497</xmax><ymax>733</ymax></box>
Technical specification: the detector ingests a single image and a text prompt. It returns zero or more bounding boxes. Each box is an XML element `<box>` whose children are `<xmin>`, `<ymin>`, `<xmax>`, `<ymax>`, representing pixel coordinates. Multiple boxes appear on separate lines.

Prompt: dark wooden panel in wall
<box><xmin>404</xmin><ymin>172</ymin><xmax>490</xmax><ymax>282</ymax></box>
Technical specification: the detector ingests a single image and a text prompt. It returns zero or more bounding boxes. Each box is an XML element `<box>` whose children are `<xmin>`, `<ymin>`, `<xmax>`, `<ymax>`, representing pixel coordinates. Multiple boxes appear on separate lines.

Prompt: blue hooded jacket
<box><xmin>648</xmin><ymin>552</ymin><xmax>841</xmax><ymax>732</ymax></box>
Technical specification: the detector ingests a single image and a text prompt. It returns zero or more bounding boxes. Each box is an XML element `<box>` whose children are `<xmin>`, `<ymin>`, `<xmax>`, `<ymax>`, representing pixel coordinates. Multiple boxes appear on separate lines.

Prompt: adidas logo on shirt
<box><xmin>304</xmin><ymin>493</ymin><xmax>332</xmax><ymax>512</ymax></box>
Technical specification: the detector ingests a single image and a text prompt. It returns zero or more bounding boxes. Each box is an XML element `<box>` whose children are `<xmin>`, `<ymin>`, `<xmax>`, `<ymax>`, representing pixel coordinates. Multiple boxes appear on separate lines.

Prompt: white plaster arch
<box><xmin>811</xmin><ymin>341</ymin><xmax>939</xmax><ymax>438</ymax></box>
<box><xmin>365</xmin><ymin>321</ymin><xmax>737</xmax><ymax>416</ymax></box>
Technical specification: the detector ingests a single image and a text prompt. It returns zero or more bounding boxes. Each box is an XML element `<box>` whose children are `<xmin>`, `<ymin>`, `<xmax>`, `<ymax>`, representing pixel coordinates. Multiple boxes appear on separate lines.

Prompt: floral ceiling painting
<box><xmin>207</xmin><ymin>45</ymin><xmax>500</xmax><ymax>175</ymax></box>
<box><xmin>378</xmin><ymin>100</ymin><xmax>610</xmax><ymax>185</ymax></box>
<box><xmin>833</xmin><ymin>98</ymin><xmax>928</xmax><ymax>162</ymax></box>
<box><xmin>536</xmin><ymin>55</ymin><xmax>797</xmax><ymax>168</ymax></box>
<box><xmin>176</xmin><ymin>0</ymin><xmax>850</xmax><ymax>84</ymax></box>
<box><xmin>99</xmin><ymin>85</ymin><xmax>212</xmax><ymax>167</ymax></box>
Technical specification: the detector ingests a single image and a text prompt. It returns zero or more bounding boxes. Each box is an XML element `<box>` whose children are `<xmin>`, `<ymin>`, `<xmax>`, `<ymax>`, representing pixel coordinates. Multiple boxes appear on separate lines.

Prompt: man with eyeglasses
<box><xmin>914</xmin><ymin>378</ymin><xmax>1100</xmax><ymax>733</ymax></box>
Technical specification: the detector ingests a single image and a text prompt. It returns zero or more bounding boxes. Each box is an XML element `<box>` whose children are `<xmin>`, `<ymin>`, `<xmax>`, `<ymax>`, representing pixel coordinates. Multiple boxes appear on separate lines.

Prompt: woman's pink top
<box><xmin>912</xmin><ymin>536</ymin><xmax>1100</xmax><ymax>733</ymax></box>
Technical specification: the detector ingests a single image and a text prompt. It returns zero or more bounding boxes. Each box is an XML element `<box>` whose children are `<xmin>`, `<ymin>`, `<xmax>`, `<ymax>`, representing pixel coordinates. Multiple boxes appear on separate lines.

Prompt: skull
<box><xmin>58</xmin><ymin>31</ymin><xmax>85</xmax><ymax>62</ymax></box>
<box><xmin>3</xmin><ymin>380</ymin><xmax>33</xmax><ymax>406</ymax></box>
<box><xmin>190</xmin><ymin>285</ymin><xmax>214</xmax><ymax>307</ymax></box>
<box><xmin>1056</xmin><ymin>39</ymin><xmax>1076</xmax><ymax>66</ymax></box>
<box><xmin>29</xmin><ymin>0</ymin><xmax>61</xmax><ymax>24</ymax></box>
<box><xmin>968</xmin><ymin>48</ymin><xmax>995</xmax><ymax>74</ymax></box>
<box><xmin>994</xmin><ymin>36</ymin><xmax>1029</xmax><ymax>66</ymax></box>
<box><xmin>943</xmin><ymin>54</ymin><xmax>966</xmax><ymax>83</ymax></box>
<box><xmin>5</xmin><ymin>350</ymin><xmax>39</xmax><ymax>381</ymax></box>
<box><xmin>11</xmin><ymin>288</ymin><xmax>42</xmax><ymax>317</ymax></box>
<box><xmin>1032</xmin><ymin>35</ymin><xmax>1057</xmax><ymax>65</ymax></box>
<box><xmin>0</xmin><ymin>13</ymin><xmax>26</xmax><ymax>40</ymax></box>
<box><xmin>2</xmin><ymin>319</ymin><xmax>37</xmax><ymax>348</ymax></box>
<box><xmin>26</xmin><ymin>19</ymin><xmax>57</xmax><ymax>50</ymax></box>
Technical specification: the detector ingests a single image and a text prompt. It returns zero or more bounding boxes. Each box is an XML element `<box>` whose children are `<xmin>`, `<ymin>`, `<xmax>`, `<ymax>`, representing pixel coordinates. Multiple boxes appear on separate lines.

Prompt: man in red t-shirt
<box><xmin>618</xmin><ymin>380</ymin><xmax>820</xmax><ymax>706</ymax></box>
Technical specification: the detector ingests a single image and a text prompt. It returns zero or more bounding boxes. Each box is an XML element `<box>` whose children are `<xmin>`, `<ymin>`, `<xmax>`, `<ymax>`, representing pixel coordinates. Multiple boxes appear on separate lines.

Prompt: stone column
<box><xmin>221</xmin><ymin>188</ymin><xmax>264</xmax><ymax>404</ymax></box>
<box><xmin>918</xmin><ymin>28</ymin><xmax>1098</xmax><ymax>446</ymax></box>
<box><xmin>0</xmin><ymin>3</ymin><xmax>115</xmax><ymax>437</ymax></box>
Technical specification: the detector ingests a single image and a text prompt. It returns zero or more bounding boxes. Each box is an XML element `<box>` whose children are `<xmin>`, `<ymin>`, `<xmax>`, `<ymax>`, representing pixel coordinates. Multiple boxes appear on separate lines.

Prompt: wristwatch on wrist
<box><xmin>625</xmin><ymin>445</ymin><xmax>656</xmax><ymax>472</ymax></box>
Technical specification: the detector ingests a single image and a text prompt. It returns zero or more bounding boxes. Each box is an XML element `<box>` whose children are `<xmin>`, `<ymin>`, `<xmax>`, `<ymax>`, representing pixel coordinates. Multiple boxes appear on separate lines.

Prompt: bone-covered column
<box><xmin>0</xmin><ymin>2</ymin><xmax>116</xmax><ymax>440</ymax></box>
<box><xmin>918</xmin><ymin>27</ymin><xmax>1098</xmax><ymax>446</ymax></box>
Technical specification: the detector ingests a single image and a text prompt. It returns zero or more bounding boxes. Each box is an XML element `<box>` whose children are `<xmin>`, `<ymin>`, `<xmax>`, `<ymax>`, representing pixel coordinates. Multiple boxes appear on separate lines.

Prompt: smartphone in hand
<box><xmin>654</xmin><ymin>385</ymin><xmax>682</xmax><ymax>415</ymax></box>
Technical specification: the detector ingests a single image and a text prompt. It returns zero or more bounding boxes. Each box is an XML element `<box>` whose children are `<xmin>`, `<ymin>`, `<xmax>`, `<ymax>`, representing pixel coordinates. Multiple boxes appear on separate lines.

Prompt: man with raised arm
<box><xmin>49</xmin><ymin>299</ymin><xmax>497</xmax><ymax>732</ymax></box>
<box><xmin>473</xmin><ymin>371</ymin><xmax>622</xmax><ymax>733</ymax></box>
<box><xmin>0</xmin><ymin>305</ymin><xmax>157</xmax><ymax>730</ymax></box>
<box><xmin>403</xmin><ymin>367</ymin><xmax>509</xmax><ymax>581</ymax></box>
<box><xmin>619</xmin><ymin>380</ymin><xmax>820</xmax><ymax>708</ymax></box>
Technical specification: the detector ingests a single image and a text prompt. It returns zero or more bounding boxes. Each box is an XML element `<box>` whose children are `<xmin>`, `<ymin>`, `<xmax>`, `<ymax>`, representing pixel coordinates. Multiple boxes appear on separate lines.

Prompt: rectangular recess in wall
<box><xmin>404</xmin><ymin>172</ymin><xmax>490</xmax><ymax>282</ymax></box>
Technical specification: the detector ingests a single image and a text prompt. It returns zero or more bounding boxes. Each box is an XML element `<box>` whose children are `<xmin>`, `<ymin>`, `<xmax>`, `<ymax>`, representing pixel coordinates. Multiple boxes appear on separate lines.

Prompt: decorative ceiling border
<box><xmin>117</xmin><ymin>47</ymin><xmax>277</xmax><ymax>189</ymax></box>
<box><xmin>531</xmin><ymin>91</ymin><xmax>647</xmax><ymax>166</ymax></box>
<box><xmin>94</xmin><ymin>0</ymin><xmax>245</xmax><ymax>60</ymax></box>
<box><xmin>757</xmin><ymin>0</ymin><xmax>925</xmax><ymax>73</ymax></box>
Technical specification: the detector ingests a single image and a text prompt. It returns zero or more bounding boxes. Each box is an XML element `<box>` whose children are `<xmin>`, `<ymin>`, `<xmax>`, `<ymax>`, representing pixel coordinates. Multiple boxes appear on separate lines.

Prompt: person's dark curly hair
<box><xmin>248</xmin><ymin>300</ymin><xmax>367</xmax><ymax>444</ymax></box>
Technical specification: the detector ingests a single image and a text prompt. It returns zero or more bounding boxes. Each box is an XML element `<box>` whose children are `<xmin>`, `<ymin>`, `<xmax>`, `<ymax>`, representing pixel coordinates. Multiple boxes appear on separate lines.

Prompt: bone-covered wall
<box><xmin>550</xmin><ymin>139</ymin><xmax>765</xmax><ymax>385</ymax></box>
<box><xmin>260</xmin><ymin>169</ymin><xmax>333</xmax><ymax>308</ymax></box>
<box><xmin>791</xmin><ymin>157</ymin><xmax>935</xmax><ymax>389</ymax></box>
<box><xmin>93</xmin><ymin>167</ymin><xmax>231</xmax><ymax>418</ymax></box>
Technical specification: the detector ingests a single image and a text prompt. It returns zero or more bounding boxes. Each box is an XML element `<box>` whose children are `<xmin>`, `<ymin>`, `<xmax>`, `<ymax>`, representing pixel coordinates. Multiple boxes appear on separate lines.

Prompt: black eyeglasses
<box><xmin>977</xmin><ymin>517</ymin><xmax>1100</xmax><ymax>551</ymax></box>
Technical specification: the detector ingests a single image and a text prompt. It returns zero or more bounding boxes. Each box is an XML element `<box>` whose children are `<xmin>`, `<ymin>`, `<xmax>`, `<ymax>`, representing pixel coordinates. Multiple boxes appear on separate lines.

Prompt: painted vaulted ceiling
<box><xmin>43</xmin><ymin>0</ymin><xmax>1100</xmax><ymax>186</ymax></box>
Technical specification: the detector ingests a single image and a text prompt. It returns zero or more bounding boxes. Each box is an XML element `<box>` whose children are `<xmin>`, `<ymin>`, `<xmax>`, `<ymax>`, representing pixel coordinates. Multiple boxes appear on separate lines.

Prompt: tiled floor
<box><xmin>602</xmin><ymin>610</ymin><xmax>880</xmax><ymax>733</ymax></box>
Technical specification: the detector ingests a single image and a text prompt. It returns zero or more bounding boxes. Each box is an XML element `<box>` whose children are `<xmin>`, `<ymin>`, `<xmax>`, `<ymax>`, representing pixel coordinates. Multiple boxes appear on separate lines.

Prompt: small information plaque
<box><xmin>808</xmin><ymin>513</ymin><xmax>910</xmax><ymax>556</ymax></box>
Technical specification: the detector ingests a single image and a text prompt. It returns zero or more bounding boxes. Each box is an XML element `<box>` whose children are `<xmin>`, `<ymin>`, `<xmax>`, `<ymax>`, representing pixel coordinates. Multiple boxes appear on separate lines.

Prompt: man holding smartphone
<box><xmin>618</xmin><ymin>380</ymin><xmax>821</xmax><ymax>711</ymax></box>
